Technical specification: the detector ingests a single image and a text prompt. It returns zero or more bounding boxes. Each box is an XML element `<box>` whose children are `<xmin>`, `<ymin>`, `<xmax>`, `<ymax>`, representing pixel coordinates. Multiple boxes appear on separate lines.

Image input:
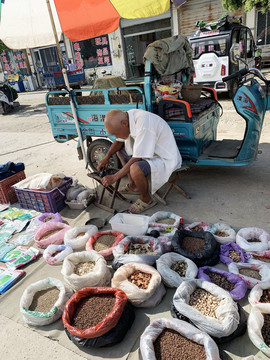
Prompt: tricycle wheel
<box><xmin>87</xmin><ymin>139</ymin><xmax>121</xmax><ymax>171</ymax></box>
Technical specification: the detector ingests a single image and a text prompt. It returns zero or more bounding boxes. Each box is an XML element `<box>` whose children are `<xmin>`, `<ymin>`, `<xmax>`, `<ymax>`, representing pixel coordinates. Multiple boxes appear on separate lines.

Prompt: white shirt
<box><xmin>119</xmin><ymin>109</ymin><xmax>182</xmax><ymax>194</ymax></box>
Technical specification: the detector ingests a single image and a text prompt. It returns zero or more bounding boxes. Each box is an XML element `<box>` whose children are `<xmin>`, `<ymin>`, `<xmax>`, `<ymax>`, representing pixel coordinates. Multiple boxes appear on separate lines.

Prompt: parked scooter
<box><xmin>0</xmin><ymin>84</ymin><xmax>18</xmax><ymax>114</ymax></box>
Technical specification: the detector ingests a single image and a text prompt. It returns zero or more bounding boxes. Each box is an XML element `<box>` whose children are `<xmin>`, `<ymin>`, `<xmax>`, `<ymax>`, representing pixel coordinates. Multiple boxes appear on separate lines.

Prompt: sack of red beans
<box><xmin>62</xmin><ymin>287</ymin><xmax>135</xmax><ymax>348</ymax></box>
<box><xmin>172</xmin><ymin>230</ymin><xmax>220</xmax><ymax>267</ymax></box>
<box><xmin>140</xmin><ymin>318</ymin><xmax>220</xmax><ymax>360</ymax></box>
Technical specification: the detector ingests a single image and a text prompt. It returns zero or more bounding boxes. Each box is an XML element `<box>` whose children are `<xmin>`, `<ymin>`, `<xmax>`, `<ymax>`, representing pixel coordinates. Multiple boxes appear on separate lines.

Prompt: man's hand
<box><xmin>101</xmin><ymin>174</ymin><xmax>117</xmax><ymax>187</ymax></box>
<box><xmin>97</xmin><ymin>158</ymin><xmax>109</xmax><ymax>172</ymax></box>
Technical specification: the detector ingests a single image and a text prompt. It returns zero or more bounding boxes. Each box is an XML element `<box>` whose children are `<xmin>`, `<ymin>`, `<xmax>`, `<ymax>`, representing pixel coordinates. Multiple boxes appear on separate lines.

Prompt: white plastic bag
<box><xmin>184</xmin><ymin>221</ymin><xmax>210</xmax><ymax>232</ymax></box>
<box><xmin>148</xmin><ymin>211</ymin><xmax>183</xmax><ymax>229</ymax></box>
<box><xmin>210</xmin><ymin>223</ymin><xmax>236</xmax><ymax>244</ymax></box>
<box><xmin>228</xmin><ymin>262</ymin><xmax>270</xmax><ymax>289</ymax></box>
<box><xmin>248</xmin><ymin>251</ymin><xmax>270</xmax><ymax>267</ymax></box>
<box><xmin>43</xmin><ymin>244</ymin><xmax>73</xmax><ymax>265</ymax></box>
<box><xmin>20</xmin><ymin>277</ymin><xmax>72</xmax><ymax>326</ymax></box>
<box><xmin>173</xmin><ymin>279</ymin><xmax>239</xmax><ymax>338</ymax></box>
<box><xmin>140</xmin><ymin>318</ymin><xmax>220</xmax><ymax>360</ymax></box>
<box><xmin>112</xmin><ymin>236</ymin><xmax>163</xmax><ymax>266</ymax></box>
<box><xmin>156</xmin><ymin>252</ymin><xmax>198</xmax><ymax>288</ymax></box>
<box><xmin>249</xmin><ymin>282</ymin><xmax>270</xmax><ymax>312</ymax></box>
<box><xmin>64</xmin><ymin>225</ymin><xmax>98</xmax><ymax>251</ymax></box>
<box><xmin>148</xmin><ymin>226</ymin><xmax>176</xmax><ymax>253</ymax></box>
<box><xmin>248</xmin><ymin>307</ymin><xmax>270</xmax><ymax>357</ymax></box>
<box><xmin>35</xmin><ymin>222</ymin><xmax>71</xmax><ymax>249</ymax></box>
<box><xmin>61</xmin><ymin>250</ymin><xmax>111</xmax><ymax>291</ymax></box>
<box><xmin>236</xmin><ymin>227</ymin><xmax>270</xmax><ymax>252</ymax></box>
<box><xmin>111</xmin><ymin>262</ymin><xmax>166</xmax><ymax>308</ymax></box>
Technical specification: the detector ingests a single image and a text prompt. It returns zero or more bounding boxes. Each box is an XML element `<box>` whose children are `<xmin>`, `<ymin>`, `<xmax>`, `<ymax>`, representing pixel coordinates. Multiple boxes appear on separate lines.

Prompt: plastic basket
<box><xmin>0</xmin><ymin>171</ymin><xmax>26</xmax><ymax>204</ymax></box>
<box><xmin>14</xmin><ymin>177</ymin><xmax>72</xmax><ymax>213</ymax></box>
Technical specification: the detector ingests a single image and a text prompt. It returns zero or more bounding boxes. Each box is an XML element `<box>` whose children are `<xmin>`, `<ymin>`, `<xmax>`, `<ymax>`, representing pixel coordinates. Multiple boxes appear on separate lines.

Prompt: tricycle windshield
<box><xmin>190</xmin><ymin>34</ymin><xmax>230</xmax><ymax>59</ymax></box>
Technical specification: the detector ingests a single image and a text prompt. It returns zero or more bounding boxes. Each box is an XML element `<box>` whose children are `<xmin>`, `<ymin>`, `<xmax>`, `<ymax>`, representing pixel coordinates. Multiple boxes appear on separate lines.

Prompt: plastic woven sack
<box><xmin>249</xmin><ymin>282</ymin><xmax>270</xmax><ymax>312</ymax></box>
<box><xmin>112</xmin><ymin>236</ymin><xmax>163</xmax><ymax>267</ymax></box>
<box><xmin>85</xmin><ymin>230</ymin><xmax>125</xmax><ymax>259</ymax></box>
<box><xmin>184</xmin><ymin>221</ymin><xmax>210</xmax><ymax>232</ymax></box>
<box><xmin>61</xmin><ymin>251</ymin><xmax>111</xmax><ymax>291</ymax></box>
<box><xmin>236</xmin><ymin>227</ymin><xmax>270</xmax><ymax>252</ymax></box>
<box><xmin>248</xmin><ymin>251</ymin><xmax>270</xmax><ymax>267</ymax></box>
<box><xmin>148</xmin><ymin>226</ymin><xmax>177</xmax><ymax>253</ymax></box>
<box><xmin>210</xmin><ymin>223</ymin><xmax>236</xmax><ymax>244</ymax></box>
<box><xmin>35</xmin><ymin>222</ymin><xmax>71</xmax><ymax>249</ymax></box>
<box><xmin>20</xmin><ymin>277</ymin><xmax>73</xmax><ymax>326</ymax></box>
<box><xmin>156</xmin><ymin>252</ymin><xmax>198</xmax><ymax>288</ymax></box>
<box><xmin>220</xmin><ymin>242</ymin><xmax>249</xmax><ymax>265</ymax></box>
<box><xmin>173</xmin><ymin>279</ymin><xmax>239</xmax><ymax>338</ymax></box>
<box><xmin>248</xmin><ymin>307</ymin><xmax>270</xmax><ymax>358</ymax></box>
<box><xmin>140</xmin><ymin>318</ymin><xmax>220</xmax><ymax>360</ymax></box>
<box><xmin>228</xmin><ymin>262</ymin><xmax>270</xmax><ymax>289</ymax></box>
<box><xmin>35</xmin><ymin>212</ymin><xmax>63</xmax><ymax>225</ymax></box>
<box><xmin>172</xmin><ymin>229</ymin><xmax>219</xmax><ymax>267</ymax></box>
<box><xmin>197</xmin><ymin>266</ymin><xmax>247</xmax><ymax>301</ymax></box>
<box><xmin>111</xmin><ymin>262</ymin><xmax>166</xmax><ymax>307</ymax></box>
<box><xmin>62</xmin><ymin>287</ymin><xmax>128</xmax><ymax>339</ymax></box>
<box><xmin>64</xmin><ymin>225</ymin><xmax>98</xmax><ymax>251</ymax></box>
<box><xmin>148</xmin><ymin>211</ymin><xmax>183</xmax><ymax>229</ymax></box>
<box><xmin>43</xmin><ymin>244</ymin><xmax>73</xmax><ymax>265</ymax></box>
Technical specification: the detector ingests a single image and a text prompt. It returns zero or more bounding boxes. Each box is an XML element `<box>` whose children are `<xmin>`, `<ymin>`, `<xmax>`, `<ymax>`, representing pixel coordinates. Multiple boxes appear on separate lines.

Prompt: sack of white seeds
<box><xmin>20</xmin><ymin>277</ymin><xmax>73</xmax><ymax>326</ymax></box>
<box><xmin>140</xmin><ymin>318</ymin><xmax>220</xmax><ymax>360</ymax></box>
<box><xmin>236</xmin><ymin>227</ymin><xmax>270</xmax><ymax>252</ymax></box>
<box><xmin>249</xmin><ymin>282</ymin><xmax>270</xmax><ymax>312</ymax></box>
<box><xmin>156</xmin><ymin>252</ymin><xmax>198</xmax><ymax>288</ymax></box>
<box><xmin>228</xmin><ymin>262</ymin><xmax>270</xmax><ymax>289</ymax></box>
<box><xmin>61</xmin><ymin>251</ymin><xmax>111</xmax><ymax>291</ymax></box>
<box><xmin>248</xmin><ymin>307</ymin><xmax>270</xmax><ymax>358</ymax></box>
<box><xmin>111</xmin><ymin>262</ymin><xmax>166</xmax><ymax>308</ymax></box>
<box><xmin>173</xmin><ymin>279</ymin><xmax>239</xmax><ymax>338</ymax></box>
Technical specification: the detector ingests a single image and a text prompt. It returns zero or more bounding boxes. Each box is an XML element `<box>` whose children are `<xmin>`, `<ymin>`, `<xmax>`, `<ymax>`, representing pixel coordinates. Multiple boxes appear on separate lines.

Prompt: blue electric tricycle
<box><xmin>46</xmin><ymin>58</ymin><xmax>269</xmax><ymax>171</ymax></box>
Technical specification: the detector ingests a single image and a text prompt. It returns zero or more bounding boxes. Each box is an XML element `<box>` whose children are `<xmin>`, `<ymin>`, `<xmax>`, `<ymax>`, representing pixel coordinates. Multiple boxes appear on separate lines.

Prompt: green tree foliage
<box><xmin>222</xmin><ymin>0</ymin><xmax>270</xmax><ymax>14</ymax></box>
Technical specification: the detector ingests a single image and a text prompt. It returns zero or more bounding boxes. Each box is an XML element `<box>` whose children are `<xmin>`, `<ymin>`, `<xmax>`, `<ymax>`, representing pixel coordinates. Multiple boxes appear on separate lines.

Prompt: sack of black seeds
<box><xmin>228</xmin><ymin>262</ymin><xmax>270</xmax><ymax>289</ymax></box>
<box><xmin>156</xmin><ymin>252</ymin><xmax>198</xmax><ymax>288</ymax></box>
<box><xmin>197</xmin><ymin>266</ymin><xmax>247</xmax><ymax>301</ymax></box>
<box><xmin>62</xmin><ymin>287</ymin><xmax>135</xmax><ymax>348</ymax></box>
<box><xmin>249</xmin><ymin>282</ymin><xmax>270</xmax><ymax>312</ymax></box>
<box><xmin>220</xmin><ymin>242</ymin><xmax>249</xmax><ymax>265</ymax></box>
<box><xmin>140</xmin><ymin>318</ymin><xmax>220</xmax><ymax>360</ymax></box>
<box><xmin>236</xmin><ymin>227</ymin><xmax>270</xmax><ymax>252</ymax></box>
<box><xmin>20</xmin><ymin>277</ymin><xmax>73</xmax><ymax>326</ymax></box>
<box><xmin>172</xmin><ymin>229</ymin><xmax>219</xmax><ymax>267</ymax></box>
<box><xmin>248</xmin><ymin>307</ymin><xmax>270</xmax><ymax>358</ymax></box>
<box><xmin>111</xmin><ymin>262</ymin><xmax>166</xmax><ymax>307</ymax></box>
<box><xmin>173</xmin><ymin>279</ymin><xmax>239</xmax><ymax>338</ymax></box>
<box><xmin>112</xmin><ymin>236</ymin><xmax>163</xmax><ymax>267</ymax></box>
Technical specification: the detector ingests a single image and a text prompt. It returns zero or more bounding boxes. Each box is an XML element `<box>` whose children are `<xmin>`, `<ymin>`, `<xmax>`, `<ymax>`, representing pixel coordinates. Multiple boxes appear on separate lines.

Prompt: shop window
<box><xmin>73</xmin><ymin>35</ymin><xmax>112</xmax><ymax>69</ymax></box>
<box><xmin>0</xmin><ymin>49</ymin><xmax>27</xmax><ymax>77</ymax></box>
<box><xmin>257</xmin><ymin>11</ymin><xmax>270</xmax><ymax>45</ymax></box>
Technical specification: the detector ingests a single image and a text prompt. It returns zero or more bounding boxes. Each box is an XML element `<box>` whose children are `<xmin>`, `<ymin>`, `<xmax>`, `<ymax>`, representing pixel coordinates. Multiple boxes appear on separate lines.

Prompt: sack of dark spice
<box><xmin>148</xmin><ymin>211</ymin><xmax>183</xmax><ymax>229</ymax></box>
<box><xmin>210</xmin><ymin>223</ymin><xmax>236</xmax><ymax>244</ymax></box>
<box><xmin>111</xmin><ymin>262</ymin><xmax>166</xmax><ymax>307</ymax></box>
<box><xmin>20</xmin><ymin>277</ymin><xmax>73</xmax><ymax>326</ymax></box>
<box><xmin>248</xmin><ymin>307</ymin><xmax>270</xmax><ymax>358</ymax></box>
<box><xmin>197</xmin><ymin>266</ymin><xmax>247</xmax><ymax>301</ymax></box>
<box><xmin>172</xmin><ymin>279</ymin><xmax>239</xmax><ymax>338</ymax></box>
<box><xmin>228</xmin><ymin>262</ymin><xmax>270</xmax><ymax>289</ymax></box>
<box><xmin>85</xmin><ymin>230</ymin><xmax>125</xmax><ymax>259</ymax></box>
<box><xmin>172</xmin><ymin>229</ymin><xmax>220</xmax><ymax>267</ymax></box>
<box><xmin>236</xmin><ymin>227</ymin><xmax>270</xmax><ymax>252</ymax></box>
<box><xmin>249</xmin><ymin>282</ymin><xmax>270</xmax><ymax>312</ymax></box>
<box><xmin>62</xmin><ymin>287</ymin><xmax>135</xmax><ymax>348</ymax></box>
<box><xmin>61</xmin><ymin>251</ymin><xmax>111</xmax><ymax>291</ymax></box>
<box><xmin>112</xmin><ymin>236</ymin><xmax>163</xmax><ymax>269</ymax></box>
<box><xmin>219</xmin><ymin>242</ymin><xmax>249</xmax><ymax>266</ymax></box>
<box><xmin>140</xmin><ymin>317</ymin><xmax>220</xmax><ymax>360</ymax></box>
<box><xmin>156</xmin><ymin>252</ymin><xmax>198</xmax><ymax>288</ymax></box>
<box><xmin>35</xmin><ymin>222</ymin><xmax>71</xmax><ymax>249</ymax></box>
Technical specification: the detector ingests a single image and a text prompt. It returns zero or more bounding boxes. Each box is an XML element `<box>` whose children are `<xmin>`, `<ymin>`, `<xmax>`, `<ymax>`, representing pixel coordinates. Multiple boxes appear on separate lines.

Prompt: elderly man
<box><xmin>97</xmin><ymin>109</ymin><xmax>182</xmax><ymax>213</ymax></box>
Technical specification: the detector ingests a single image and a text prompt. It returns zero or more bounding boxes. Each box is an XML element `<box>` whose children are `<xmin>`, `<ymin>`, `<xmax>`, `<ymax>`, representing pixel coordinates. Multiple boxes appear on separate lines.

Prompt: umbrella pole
<box><xmin>46</xmin><ymin>0</ymin><xmax>88</xmax><ymax>168</ymax></box>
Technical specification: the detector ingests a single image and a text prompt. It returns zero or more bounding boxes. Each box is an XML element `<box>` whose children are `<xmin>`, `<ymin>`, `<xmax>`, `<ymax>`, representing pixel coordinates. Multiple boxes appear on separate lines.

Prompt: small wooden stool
<box><xmin>153</xmin><ymin>166</ymin><xmax>190</xmax><ymax>205</ymax></box>
<box><xmin>87</xmin><ymin>172</ymin><xmax>131</xmax><ymax>213</ymax></box>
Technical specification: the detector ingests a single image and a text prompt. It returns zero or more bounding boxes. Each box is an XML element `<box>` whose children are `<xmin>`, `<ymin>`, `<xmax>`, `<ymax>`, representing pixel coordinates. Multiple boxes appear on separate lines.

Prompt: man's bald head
<box><xmin>104</xmin><ymin>110</ymin><xmax>130</xmax><ymax>139</ymax></box>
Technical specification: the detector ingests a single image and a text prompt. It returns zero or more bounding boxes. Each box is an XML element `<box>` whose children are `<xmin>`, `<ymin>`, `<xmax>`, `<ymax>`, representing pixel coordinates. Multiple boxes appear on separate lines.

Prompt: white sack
<box><xmin>228</xmin><ymin>262</ymin><xmax>270</xmax><ymax>289</ymax></box>
<box><xmin>156</xmin><ymin>252</ymin><xmax>198</xmax><ymax>288</ymax></box>
<box><xmin>236</xmin><ymin>227</ymin><xmax>270</xmax><ymax>252</ymax></box>
<box><xmin>248</xmin><ymin>307</ymin><xmax>270</xmax><ymax>358</ymax></box>
<box><xmin>61</xmin><ymin>251</ymin><xmax>111</xmax><ymax>291</ymax></box>
<box><xmin>184</xmin><ymin>221</ymin><xmax>210</xmax><ymax>232</ymax></box>
<box><xmin>140</xmin><ymin>317</ymin><xmax>220</xmax><ymax>360</ymax></box>
<box><xmin>64</xmin><ymin>225</ymin><xmax>98</xmax><ymax>250</ymax></box>
<box><xmin>249</xmin><ymin>282</ymin><xmax>270</xmax><ymax>312</ymax></box>
<box><xmin>43</xmin><ymin>244</ymin><xmax>73</xmax><ymax>265</ymax></box>
<box><xmin>173</xmin><ymin>279</ymin><xmax>239</xmax><ymax>338</ymax></box>
<box><xmin>149</xmin><ymin>211</ymin><xmax>182</xmax><ymax>229</ymax></box>
<box><xmin>210</xmin><ymin>223</ymin><xmax>236</xmax><ymax>244</ymax></box>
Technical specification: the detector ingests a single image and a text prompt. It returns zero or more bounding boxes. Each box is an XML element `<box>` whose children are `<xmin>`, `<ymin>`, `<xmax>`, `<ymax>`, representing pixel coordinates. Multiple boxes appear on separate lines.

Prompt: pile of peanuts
<box><xmin>189</xmin><ymin>288</ymin><xmax>220</xmax><ymax>318</ymax></box>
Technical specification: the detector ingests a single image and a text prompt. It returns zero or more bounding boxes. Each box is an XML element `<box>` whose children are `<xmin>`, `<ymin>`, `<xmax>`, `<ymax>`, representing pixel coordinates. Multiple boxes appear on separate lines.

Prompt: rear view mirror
<box><xmin>230</xmin><ymin>43</ymin><xmax>241</xmax><ymax>64</ymax></box>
